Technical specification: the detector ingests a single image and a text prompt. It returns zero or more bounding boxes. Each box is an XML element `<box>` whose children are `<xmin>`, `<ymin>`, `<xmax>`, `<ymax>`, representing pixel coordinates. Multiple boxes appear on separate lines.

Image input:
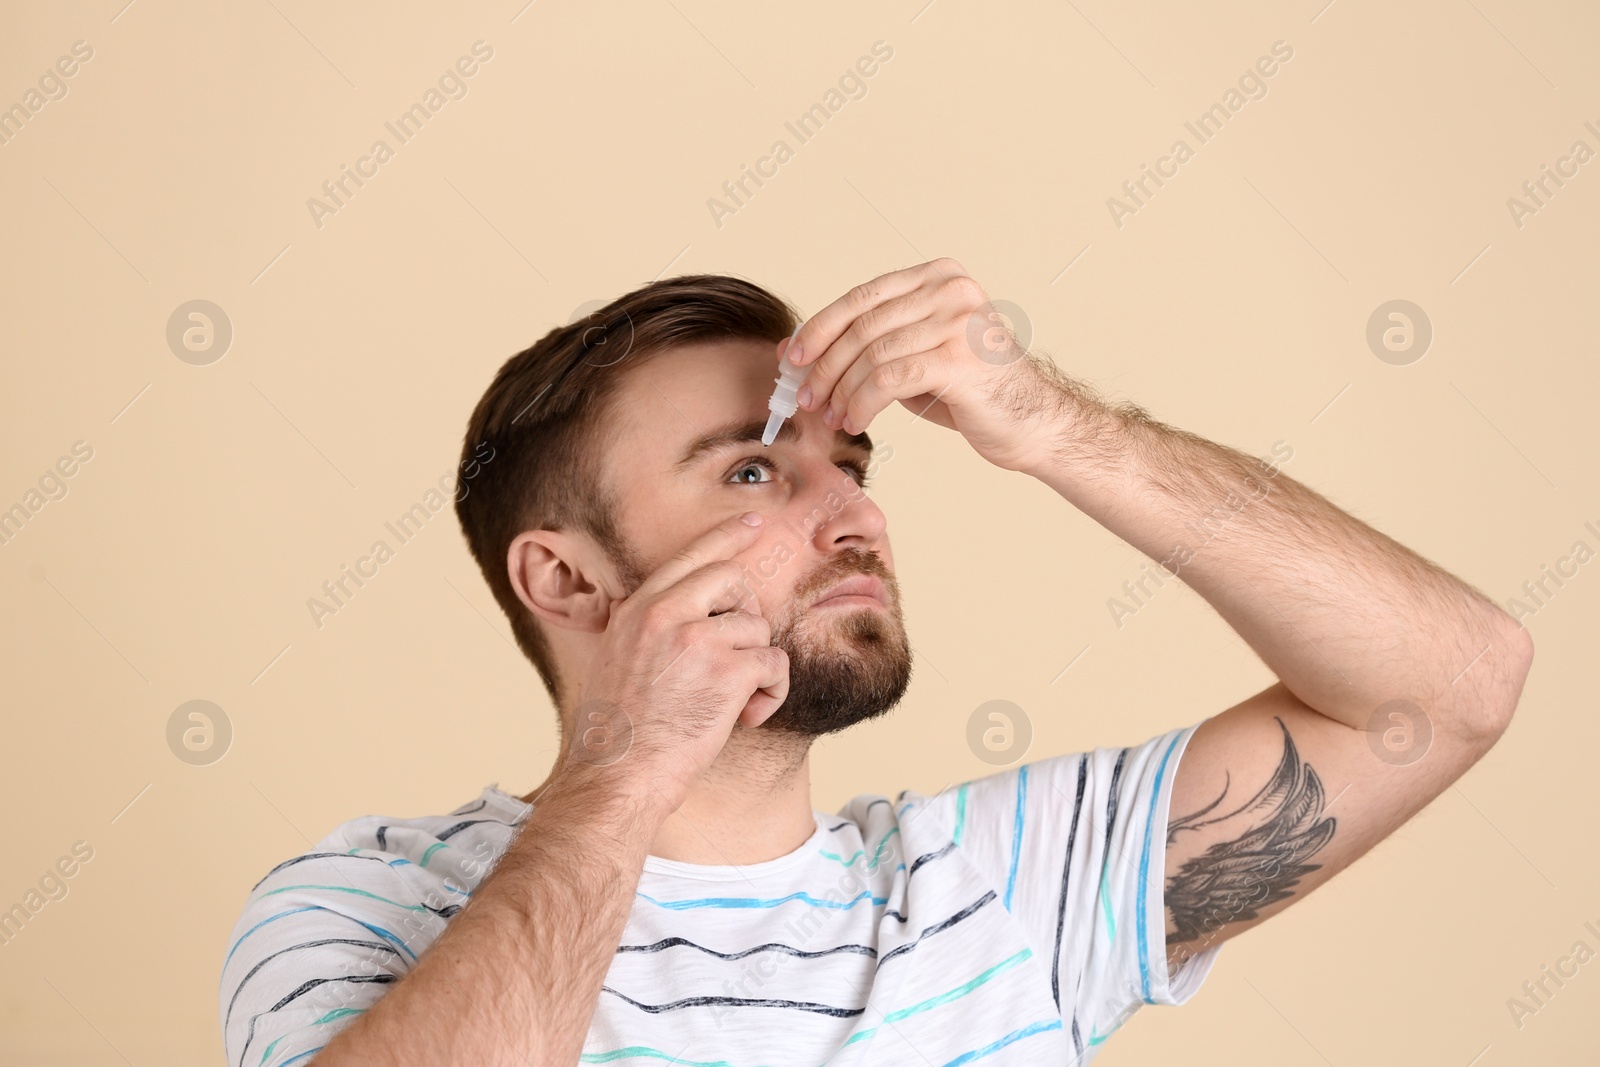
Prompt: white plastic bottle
<box><xmin>762</xmin><ymin>321</ymin><xmax>808</xmax><ymax>446</ymax></box>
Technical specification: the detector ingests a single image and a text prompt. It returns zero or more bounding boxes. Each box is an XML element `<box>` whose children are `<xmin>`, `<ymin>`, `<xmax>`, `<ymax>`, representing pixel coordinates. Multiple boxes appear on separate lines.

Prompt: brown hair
<box><xmin>452</xmin><ymin>274</ymin><xmax>798</xmax><ymax>712</ymax></box>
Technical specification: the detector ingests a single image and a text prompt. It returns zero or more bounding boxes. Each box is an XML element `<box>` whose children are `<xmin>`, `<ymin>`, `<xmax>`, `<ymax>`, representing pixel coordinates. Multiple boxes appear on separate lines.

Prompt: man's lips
<box><xmin>812</xmin><ymin>574</ymin><xmax>887</xmax><ymax>608</ymax></box>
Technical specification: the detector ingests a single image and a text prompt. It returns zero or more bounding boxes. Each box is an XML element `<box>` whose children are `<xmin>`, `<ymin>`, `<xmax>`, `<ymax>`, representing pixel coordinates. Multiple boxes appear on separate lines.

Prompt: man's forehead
<box><xmin>670</xmin><ymin>415</ymin><xmax>873</xmax><ymax>475</ymax></box>
<box><xmin>609</xmin><ymin>340</ymin><xmax>874</xmax><ymax>472</ymax></box>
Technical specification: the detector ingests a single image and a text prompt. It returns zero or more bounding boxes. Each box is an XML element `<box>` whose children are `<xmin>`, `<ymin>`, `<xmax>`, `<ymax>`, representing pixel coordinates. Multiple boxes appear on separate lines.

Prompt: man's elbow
<box><xmin>1466</xmin><ymin>616</ymin><xmax>1534</xmax><ymax>747</ymax></box>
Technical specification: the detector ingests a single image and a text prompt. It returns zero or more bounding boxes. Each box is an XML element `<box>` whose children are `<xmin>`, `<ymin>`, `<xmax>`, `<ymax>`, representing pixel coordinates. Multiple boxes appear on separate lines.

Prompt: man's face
<box><xmin>596</xmin><ymin>336</ymin><xmax>913</xmax><ymax>736</ymax></box>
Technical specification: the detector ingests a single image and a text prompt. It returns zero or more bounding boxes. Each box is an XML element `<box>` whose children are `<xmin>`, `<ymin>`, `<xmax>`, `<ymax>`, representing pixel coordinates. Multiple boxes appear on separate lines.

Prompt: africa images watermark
<box><xmin>1</xmin><ymin>840</ymin><xmax>95</xmax><ymax>948</ymax></box>
<box><xmin>305</xmin><ymin>442</ymin><xmax>495</xmax><ymax>629</ymax></box>
<box><xmin>1106</xmin><ymin>39</ymin><xmax>1295</xmax><ymax>229</ymax></box>
<box><xmin>706</xmin><ymin>39</ymin><xmax>895</xmax><ymax>229</ymax></box>
<box><xmin>302</xmin><ymin>835</ymin><xmax>505</xmax><ymax>1020</ymax></box>
<box><xmin>967</xmin><ymin>699</ymin><xmax>1034</xmax><ymax>766</ymax></box>
<box><xmin>1505</xmin><ymin>916</ymin><xmax>1600</xmax><ymax>1031</ymax></box>
<box><xmin>0</xmin><ymin>39</ymin><xmax>95</xmax><ymax>148</ymax></box>
<box><xmin>1106</xmin><ymin>440</ymin><xmax>1295</xmax><ymax>630</ymax></box>
<box><xmin>710</xmin><ymin>822</ymin><xmax>908</xmax><ymax>1029</ymax></box>
<box><xmin>1505</xmin><ymin>117</ymin><xmax>1600</xmax><ymax>230</ymax></box>
<box><xmin>709</xmin><ymin>440</ymin><xmax>899</xmax><ymax>625</ymax></box>
<box><xmin>1502</xmin><ymin>518</ymin><xmax>1600</xmax><ymax>628</ymax></box>
<box><xmin>305</xmin><ymin>41</ymin><xmax>494</xmax><ymax>230</ymax></box>
<box><xmin>167</xmin><ymin>699</ymin><xmax>233</xmax><ymax>767</ymax></box>
<box><xmin>0</xmin><ymin>440</ymin><xmax>94</xmax><ymax>549</ymax></box>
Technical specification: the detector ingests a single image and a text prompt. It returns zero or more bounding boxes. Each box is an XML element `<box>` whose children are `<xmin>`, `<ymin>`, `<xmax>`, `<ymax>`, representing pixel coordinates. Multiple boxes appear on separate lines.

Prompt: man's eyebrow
<box><xmin>671</xmin><ymin>417</ymin><xmax>873</xmax><ymax>474</ymax></box>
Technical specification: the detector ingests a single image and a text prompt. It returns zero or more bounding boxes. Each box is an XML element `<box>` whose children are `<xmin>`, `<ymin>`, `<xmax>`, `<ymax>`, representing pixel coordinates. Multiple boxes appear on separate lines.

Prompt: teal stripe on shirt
<box><xmin>258</xmin><ymin>885</ymin><xmax>431</xmax><ymax>911</ymax></box>
<box><xmin>580</xmin><ymin>1047</ymin><xmax>777</xmax><ymax>1067</ymax></box>
<box><xmin>834</xmin><ymin>947</ymin><xmax>1035</xmax><ymax>1054</ymax></box>
<box><xmin>819</xmin><ymin>827</ymin><xmax>900</xmax><ymax>870</ymax></box>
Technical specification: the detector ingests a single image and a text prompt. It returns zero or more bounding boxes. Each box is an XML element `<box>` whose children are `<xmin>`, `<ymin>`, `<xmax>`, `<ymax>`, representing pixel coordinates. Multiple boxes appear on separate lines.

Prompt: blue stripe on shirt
<box><xmin>1003</xmin><ymin>765</ymin><xmax>1029</xmax><ymax>912</ymax></box>
<box><xmin>1135</xmin><ymin>730</ymin><xmax>1185</xmax><ymax>1002</ymax></box>
<box><xmin>636</xmin><ymin>889</ymin><xmax>887</xmax><ymax>911</ymax></box>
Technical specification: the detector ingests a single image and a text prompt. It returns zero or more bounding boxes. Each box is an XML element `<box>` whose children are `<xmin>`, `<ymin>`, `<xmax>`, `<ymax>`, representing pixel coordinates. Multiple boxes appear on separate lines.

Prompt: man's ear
<box><xmin>506</xmin><ymin>529</ymin><xmax>614</xmax><ymax>634</ymax></box>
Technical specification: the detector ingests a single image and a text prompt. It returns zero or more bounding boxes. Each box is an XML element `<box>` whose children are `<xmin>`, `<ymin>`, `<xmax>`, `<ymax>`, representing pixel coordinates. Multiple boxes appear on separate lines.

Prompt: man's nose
<box><xmin>796</xmin><ymin>468</ymin><xmax>886</xmax><ymax>552</ymax></box>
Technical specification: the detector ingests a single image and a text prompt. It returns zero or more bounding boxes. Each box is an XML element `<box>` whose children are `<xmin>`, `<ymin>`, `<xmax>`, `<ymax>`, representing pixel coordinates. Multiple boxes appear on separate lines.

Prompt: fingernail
<box><xmin>741</xmin><ymin>511</ymin><xmax>764</xmax><ymax>526</ymax></box>
<box><xmin>790</xmin><ymin>342</ymin><xmax>805</xmax><ymax>364</ymax></box>
<box><xmin>797</xmin><ymin>384</ymin><xmax>813</xmax><ymax>408</ymax></box>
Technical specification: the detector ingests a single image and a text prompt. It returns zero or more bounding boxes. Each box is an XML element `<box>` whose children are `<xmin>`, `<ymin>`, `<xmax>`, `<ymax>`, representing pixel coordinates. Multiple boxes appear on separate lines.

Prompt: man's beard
<box><xmin>760</xmin><ymin>547</ymin><xmax>913</xmax><ymax>735</ymax></box>
<box><xmin>605</xmin><ymin>537</ymin><xmax>912</xmax><ymax>737</ymax></box>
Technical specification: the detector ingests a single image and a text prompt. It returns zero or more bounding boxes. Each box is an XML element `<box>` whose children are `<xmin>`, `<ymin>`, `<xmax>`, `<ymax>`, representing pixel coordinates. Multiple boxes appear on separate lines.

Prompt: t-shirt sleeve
<box><xmin>217</xmin><ymin>836</ymin><xmax>467</xmax><ymax>1067</ymax></box>
<box><xmin>939</xmin><ymin>721</ymin><xmax>1222</xmax><ymax>1047</ymax></box>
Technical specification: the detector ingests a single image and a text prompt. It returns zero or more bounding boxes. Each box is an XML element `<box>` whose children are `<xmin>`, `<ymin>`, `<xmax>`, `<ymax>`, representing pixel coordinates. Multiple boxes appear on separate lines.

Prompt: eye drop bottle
<box><xmin>762</xmin><ymin>322</ymin><xmax>807</xmax><ymax>447</ymax></box>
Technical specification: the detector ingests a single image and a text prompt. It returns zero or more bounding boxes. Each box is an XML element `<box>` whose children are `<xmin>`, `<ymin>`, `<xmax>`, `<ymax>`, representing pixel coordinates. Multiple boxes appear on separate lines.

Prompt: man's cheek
<box><xmin>755</xmin><ymin>538</ymin><xmax>794</xmax><ymax>587</ymax></box>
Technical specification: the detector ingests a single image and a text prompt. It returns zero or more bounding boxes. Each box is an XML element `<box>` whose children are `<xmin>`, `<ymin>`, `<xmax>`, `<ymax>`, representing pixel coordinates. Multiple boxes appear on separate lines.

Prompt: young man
<box><xmin>220</xmin><ymin>260</ymin><xmax>1532</xmax><ymax>1066</ymax></box>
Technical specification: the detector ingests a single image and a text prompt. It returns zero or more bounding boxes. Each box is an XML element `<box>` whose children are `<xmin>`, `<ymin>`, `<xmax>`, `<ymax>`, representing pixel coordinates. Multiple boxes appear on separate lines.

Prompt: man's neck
<box><xmin>521</xmin><ymin>726</ymin><xmax>818</xmax><ymax>867</ymax></box>
<box><xmin>647</xmin><ymin>728</ymin><xmax>816</xmax><ymax>867</ymax></box>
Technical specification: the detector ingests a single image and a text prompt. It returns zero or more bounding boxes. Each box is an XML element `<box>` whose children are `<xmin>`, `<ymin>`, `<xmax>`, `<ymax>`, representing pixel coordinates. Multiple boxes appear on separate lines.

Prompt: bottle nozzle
<box><xmin>761</xmin><ymin>411</ymin><xmax>785</xmax><ymax>447</ymax></box>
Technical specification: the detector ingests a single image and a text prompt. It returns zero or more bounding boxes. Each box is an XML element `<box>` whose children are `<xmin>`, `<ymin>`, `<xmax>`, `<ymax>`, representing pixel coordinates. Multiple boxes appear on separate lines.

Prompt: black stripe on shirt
<box><xmin>616</xmin><ymin>936</ymin><xmax>877</xmax><ymax>961</ymax></box>
<box><xmin>250</xmin><ymin>852</ymin><xmax>397</xmax><ymax>892</ymax></box>
<box><xmin>1067</xmin><ymin>746</ymin><xmax>1128</xmax><ymax>1048</ymax></box>
<box><xmin>878</xmin><ymin>890</ymin><xmax>996</xmax><ymax>968</ymax></box>
<box><xmin>601</xmin><ymin>987</ymin><xmax>865</xmax><ymax>1018</ymax></box>
<box><xmin>436</xmin><ymin>818</ymin><xmax>518</xmax><ymax>841</ymax></box>
<box><xmin>1052</xmin><ymin>755</ymin><xmax>1089</xmax><ymax>1013</ymax></box>
<box><xmin>225</xmin><ymin>938</ymin><xmax>397</xmax><ymax>1029</ymax></box>
<box><xmin>908</xmin><ymin>840</ymin><xmax>955</xmax><ymax>878</ymax></box>
<box><xmin>238</xmin><ymin>973</ymin><xmax>396</xmax><ymax>1067</ymax></box>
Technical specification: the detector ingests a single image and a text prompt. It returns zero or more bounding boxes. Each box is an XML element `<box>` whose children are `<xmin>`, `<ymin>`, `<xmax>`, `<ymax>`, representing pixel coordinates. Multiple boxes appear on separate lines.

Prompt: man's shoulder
<box><xmin>833</xmin><ymin>783</ymin><xmax>948</xmax><ymax>841</ymax></box>
<box><xmin>947</xmin><ymin>725</ymin><xmax>1197</xmax><ymax>824</ymax></box>
<box><xmin>828</xmin><ymin>746</ymin><xmax>1112</xmax><ymax>852</ymax></box>
<box><xmin>303</xmin><ymin>785</ymin><xmax>530</xmax><ymax>870</ymax></box>
<box><xmin>218</xmin><ymin>788</ymin><xmax>526</xmax><ymax>1064</ymax></box>
<box><xmin>229</xmin><ymin>786</ymin><xmax>528</xmax><ymax>928</ymax></box>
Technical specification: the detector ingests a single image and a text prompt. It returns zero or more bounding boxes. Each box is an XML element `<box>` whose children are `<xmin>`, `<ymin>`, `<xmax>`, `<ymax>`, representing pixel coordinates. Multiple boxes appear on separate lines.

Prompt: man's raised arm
<box><xmin>739</xmin><ymin>255</ymin><xmax>1531</xmax><ymax>979</ymax></box>
<box><xmin>1018</xmin><ymin>384</ymin><xmax>1533</xmax><ymax>976</ymax></box>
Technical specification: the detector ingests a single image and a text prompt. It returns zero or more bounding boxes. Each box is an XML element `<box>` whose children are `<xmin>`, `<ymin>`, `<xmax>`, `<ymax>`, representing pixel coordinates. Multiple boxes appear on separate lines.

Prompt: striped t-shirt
<box><xmin>219</xmin><ymin>722</ymin><xmax>1221</xmax><ymax>1066</ymax></box>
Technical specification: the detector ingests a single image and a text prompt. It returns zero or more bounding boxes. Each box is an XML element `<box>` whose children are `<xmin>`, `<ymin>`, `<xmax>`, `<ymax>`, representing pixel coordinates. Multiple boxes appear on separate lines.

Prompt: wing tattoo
<box><xmin>1165</xmin><ymin>715</ymin><xmax>1336</xmax><ymax>948</ymax></box>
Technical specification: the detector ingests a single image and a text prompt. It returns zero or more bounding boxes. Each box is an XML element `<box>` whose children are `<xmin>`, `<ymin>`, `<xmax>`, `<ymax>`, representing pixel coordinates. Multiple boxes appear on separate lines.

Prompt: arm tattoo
<box><xmin>1164</xmin><ymin>716</ymin><xmax>1336</xmax><ymax>948</ymax></box>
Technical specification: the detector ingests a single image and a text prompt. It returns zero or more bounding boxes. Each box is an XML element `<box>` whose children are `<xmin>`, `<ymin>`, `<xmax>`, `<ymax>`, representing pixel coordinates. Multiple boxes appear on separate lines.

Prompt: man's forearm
<box><xmin>314</xmin><ymin>768</ymin><xmax>664</xmax><ymax>1067</ymax></box>
<box><xmin>1019</xmin><ymin>375</ymin><xmax>1531</xmax><ymax>736</ymax></box>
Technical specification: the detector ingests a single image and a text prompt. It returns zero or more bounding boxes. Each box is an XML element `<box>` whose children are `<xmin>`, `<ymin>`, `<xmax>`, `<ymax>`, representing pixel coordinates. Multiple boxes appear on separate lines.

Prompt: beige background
<box><xmin>1</xmin><ymin>1</ymin><xmax>1596</xmax><ymax>1063</ymax></box>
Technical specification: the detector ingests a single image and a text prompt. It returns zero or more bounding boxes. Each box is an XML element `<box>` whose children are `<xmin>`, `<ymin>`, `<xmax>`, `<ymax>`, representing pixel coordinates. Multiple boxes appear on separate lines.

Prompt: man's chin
<box><xmin>759</xmin><ymin>619</ymin><xmax>913</xmax><ymax>737</ymax></box>
<box><xmin>760</xmin><ymin>698</ymin><xmax>901</xmax><ymax>737</ymax></box>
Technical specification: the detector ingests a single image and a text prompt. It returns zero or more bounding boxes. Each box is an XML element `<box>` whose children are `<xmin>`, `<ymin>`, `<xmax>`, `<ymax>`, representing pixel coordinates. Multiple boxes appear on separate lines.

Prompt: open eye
<box><xmin>729</xmin><ymin>456</ymin><xmax>778</xmax><ymax>485</ymax></box>
<box><xmin>726</xmin><ymin>455</ymin><xmax>873</xmax><ymax>488</ymax></box>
